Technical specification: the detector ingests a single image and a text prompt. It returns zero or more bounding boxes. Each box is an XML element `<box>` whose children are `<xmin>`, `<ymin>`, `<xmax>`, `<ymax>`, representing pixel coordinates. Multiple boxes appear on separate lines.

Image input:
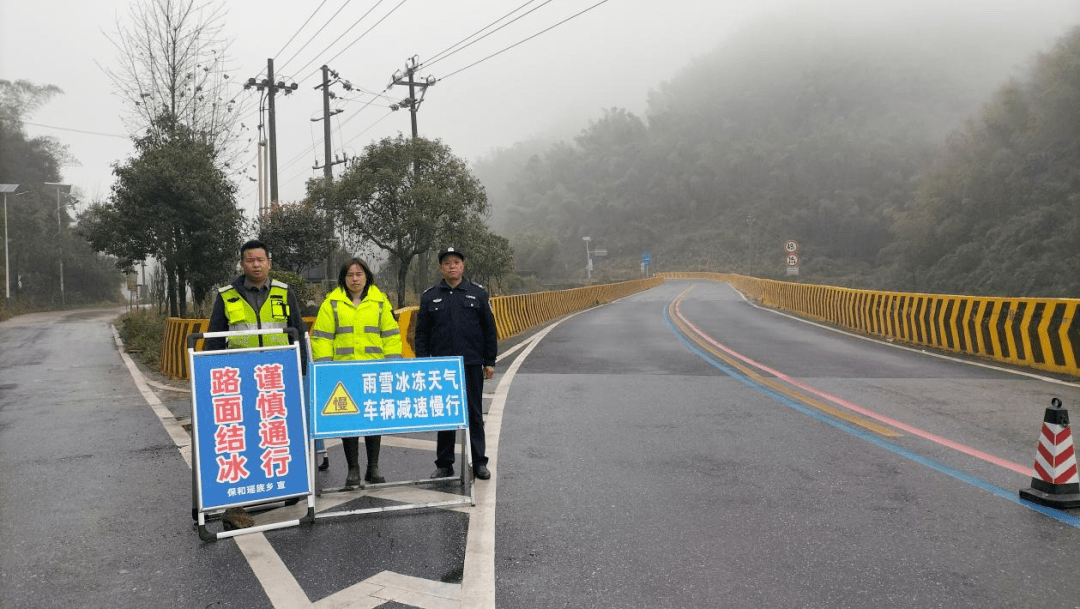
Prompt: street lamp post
<box><xmin>0</xmin><ymin>184</ymin><xmax>19</xmax><ymax>300</ymax></box>
<box><xmin>44</xmin><ymin>183</ymin><xmax>71</xmax><ymax>305</ymax></box>
<box><xmin>582</xmin><ymin>236</ymin><xmax>592</xmax><ymax>282</ymax></box>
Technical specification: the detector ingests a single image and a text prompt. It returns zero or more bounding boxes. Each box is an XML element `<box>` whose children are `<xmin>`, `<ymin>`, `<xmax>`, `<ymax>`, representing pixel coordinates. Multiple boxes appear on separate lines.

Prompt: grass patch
<box><xmin>118</xmin><ymin>308</ymin><xmax>167</xmax><ymax>368</ymax></box>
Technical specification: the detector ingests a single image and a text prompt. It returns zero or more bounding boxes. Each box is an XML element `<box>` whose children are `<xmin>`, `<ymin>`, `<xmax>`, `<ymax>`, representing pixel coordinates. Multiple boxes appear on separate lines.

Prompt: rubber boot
<box><xmin>316</xmin><ymin>438</ymin><xmax>329</xmax><ymax>471</ymax></box>
<box><xmin>343</xmin><ymin>437</ymin><xmax>361</xmax><ymax>488</ymax></box>
<box><xmin>364</xmin><ymin>435</ymin><xmax>385</xmax><ymax>483</ymax></box>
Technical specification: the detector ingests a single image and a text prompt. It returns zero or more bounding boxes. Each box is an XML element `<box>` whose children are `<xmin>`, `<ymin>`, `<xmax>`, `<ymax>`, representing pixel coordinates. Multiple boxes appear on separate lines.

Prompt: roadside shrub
<box><xmin>118</xmin><ymin>308</ymin><xmax>167</xmax><ymax>368</ymax></box>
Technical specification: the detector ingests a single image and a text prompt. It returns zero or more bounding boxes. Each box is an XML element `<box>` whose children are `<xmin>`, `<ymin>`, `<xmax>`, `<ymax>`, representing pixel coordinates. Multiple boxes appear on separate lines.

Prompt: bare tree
<box><xmin>102</xmin><ymin>0</ymin><xmax>248</xmax><ymax>172</ymax></box>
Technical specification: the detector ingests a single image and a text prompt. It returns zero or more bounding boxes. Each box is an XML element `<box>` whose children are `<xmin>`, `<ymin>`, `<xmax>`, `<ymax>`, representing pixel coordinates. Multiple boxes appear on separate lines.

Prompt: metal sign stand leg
<box><xmin>312</xmin><ymin>427</ymin><xmax>475</xmax><ymax>520</ymax></box>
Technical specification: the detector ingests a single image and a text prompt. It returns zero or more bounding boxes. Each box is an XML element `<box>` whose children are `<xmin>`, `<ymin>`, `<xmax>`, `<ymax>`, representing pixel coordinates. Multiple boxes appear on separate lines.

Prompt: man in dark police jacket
<box><xmin>413</xmin><ymin>246</ymin><xmax>498</xmax><ymax>480</ymax></box>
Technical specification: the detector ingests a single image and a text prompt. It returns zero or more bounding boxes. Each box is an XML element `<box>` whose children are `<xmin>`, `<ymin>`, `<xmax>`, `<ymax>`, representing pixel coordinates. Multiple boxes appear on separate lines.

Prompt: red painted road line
<box><xmin>674</xmin><ymin>300</ymin><xmax>1034</xmax><ymax>477</ymax></box>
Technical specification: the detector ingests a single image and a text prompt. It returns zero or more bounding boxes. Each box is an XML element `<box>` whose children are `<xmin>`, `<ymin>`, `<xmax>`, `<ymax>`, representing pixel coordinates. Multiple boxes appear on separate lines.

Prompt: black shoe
<box><xmin>365</xmin><ymin>464</ymin><xmax>386</xmax><ymax>484</ymax></box>
<box><xmin>317</xmin><ymin>456</ymin><xmax>329</xmax><ymax>471</ymax></box>
<box><xmin>345</xmin><ymin>466</ymin><xmax>362</xmax><ymax>488</ymax></box>
<box><xmin>430</xmin><ymin>467</ymin><xmax>454</xmax><ymax>478</ymax></box>
<box><xmin>474</xmin><ymin>465</ymin><xmax>491</xmax><ymax>480</ymax></box>
<box><xmin>222</xmin><ymin>507</ymin><xmax>254</xmax><ymax>530</ymax></box>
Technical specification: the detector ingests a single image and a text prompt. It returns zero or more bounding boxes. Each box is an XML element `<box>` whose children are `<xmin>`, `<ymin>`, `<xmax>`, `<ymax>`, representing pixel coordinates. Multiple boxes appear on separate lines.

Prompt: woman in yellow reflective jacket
<box><xmin>311</xmin><ymin>257</ymin><xmax>402</xmax><ymax>487</ymax></box>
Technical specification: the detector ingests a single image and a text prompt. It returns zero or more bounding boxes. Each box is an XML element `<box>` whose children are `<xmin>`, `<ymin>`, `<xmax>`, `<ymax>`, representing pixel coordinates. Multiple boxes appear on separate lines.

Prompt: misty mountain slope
<box><xmin>883</xmin><ymin>26</ymin><xmax>1080</xmax><ymax>297</ymax></box>
<box><xmin>633</xmin><ymin>13</ymin><xmax>1011</xmax><ymax>267</ymax></box>
<box><xmin>477</xmin><ymin>7</ymin><xmax>1077</xmax><ymax>294</ymax></box>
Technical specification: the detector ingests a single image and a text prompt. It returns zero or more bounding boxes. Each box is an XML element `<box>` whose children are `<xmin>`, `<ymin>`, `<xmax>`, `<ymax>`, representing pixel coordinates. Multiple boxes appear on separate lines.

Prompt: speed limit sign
<box><xmin>784</xmin><ymin>240</ymin><xmax>798</xmax><ymax>253</ymax></box>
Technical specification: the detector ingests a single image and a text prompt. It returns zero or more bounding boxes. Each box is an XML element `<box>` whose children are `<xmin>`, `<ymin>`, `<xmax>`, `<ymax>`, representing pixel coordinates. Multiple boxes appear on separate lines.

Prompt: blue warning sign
<box><xmin>309</xmin><ymin>357</ymin><xmax>469</xmax><ymax>438</ymax></box>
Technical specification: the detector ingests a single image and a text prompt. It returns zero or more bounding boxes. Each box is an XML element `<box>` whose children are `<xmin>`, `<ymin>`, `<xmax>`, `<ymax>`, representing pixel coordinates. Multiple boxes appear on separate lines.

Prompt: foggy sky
<box><xmin>2</xmin><ymin>0</ymin><xmax>1077</xmax><ymax>220</ymax></box>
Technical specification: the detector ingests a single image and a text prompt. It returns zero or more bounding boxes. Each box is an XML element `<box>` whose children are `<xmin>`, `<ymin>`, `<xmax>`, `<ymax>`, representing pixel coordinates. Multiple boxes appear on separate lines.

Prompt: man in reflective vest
<box><xmin>206</xmin><ymin>239</ymin><xmax>307</xmax><ymax>363</ymax></box>
<box><xmin>205</xmin><ymin>239</ymin><xmax>308</xmax><ymax>529</ymax></box>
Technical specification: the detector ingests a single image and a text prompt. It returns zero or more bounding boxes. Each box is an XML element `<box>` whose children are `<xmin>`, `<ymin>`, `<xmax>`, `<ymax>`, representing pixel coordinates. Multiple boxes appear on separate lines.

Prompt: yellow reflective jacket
<box><xmin>310</xmin><ymin>285</ymin><xmax>402</xmax><ymax>362</ymax></box>
<box><xmin>218</xmin><ymin>280</ymin><xmax>291</xmax><ymax>349</ymax></box>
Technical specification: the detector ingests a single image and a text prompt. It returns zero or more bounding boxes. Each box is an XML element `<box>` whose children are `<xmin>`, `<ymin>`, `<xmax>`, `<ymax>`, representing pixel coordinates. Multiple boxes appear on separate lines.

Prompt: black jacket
<box><xmin>414</xmin><ymin>278</ymin><xmax>498</xmax><ymax>366</ymax></box>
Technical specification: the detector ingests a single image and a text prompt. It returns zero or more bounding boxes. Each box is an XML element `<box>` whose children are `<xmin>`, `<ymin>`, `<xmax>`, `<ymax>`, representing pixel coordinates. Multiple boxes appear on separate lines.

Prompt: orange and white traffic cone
<box><xmin>1019</xmin><ymin>398</ymin><xmax>1080</xmax><ymax>509</ymax></box>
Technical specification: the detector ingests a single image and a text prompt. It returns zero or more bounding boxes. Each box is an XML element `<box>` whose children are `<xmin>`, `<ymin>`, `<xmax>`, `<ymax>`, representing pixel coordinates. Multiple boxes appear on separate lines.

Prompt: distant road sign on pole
<box><xmin>784</xmin><ymin>240</ymin><xmax>800</xmax><ymax>276</ymax></box>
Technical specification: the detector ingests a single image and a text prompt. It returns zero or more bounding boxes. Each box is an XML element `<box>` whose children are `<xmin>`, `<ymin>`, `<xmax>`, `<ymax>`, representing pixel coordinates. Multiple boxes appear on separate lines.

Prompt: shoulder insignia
<box><xmin>270</xmin><ymin>279</ymin><xmax>289</xmax><ymax>289</ymax></box>
<box><xmin>471</xmin><ymin>281</ymin><xmax>485</xmax><ymax>290</ymax></box>
<box><xmin>422</xmin><ymin>285</ymin><xmax>436</xmax><ymax>294</ymax></box>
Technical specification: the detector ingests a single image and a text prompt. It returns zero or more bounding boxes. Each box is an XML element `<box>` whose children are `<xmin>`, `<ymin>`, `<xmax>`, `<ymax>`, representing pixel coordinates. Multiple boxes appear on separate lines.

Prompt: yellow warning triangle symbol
<box><xmin>322</xmin><ymin>381</ymin><xmax>360</xmax><ymax>415</ymax></box>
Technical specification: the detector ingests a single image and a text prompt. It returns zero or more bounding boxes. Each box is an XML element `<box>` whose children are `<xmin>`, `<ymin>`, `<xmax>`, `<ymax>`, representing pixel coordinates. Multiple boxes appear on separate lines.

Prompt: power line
<box><xmin>22</xmin><ymin>121</ymin><xmax>129</xmax><ymax>139</ymax></box>
<box><xmin>438</xmin><ymin>0</ymin><xmax>612</xmax><ymax>82</ymax></box>
<box><xmin>338</xmin><ymin>109</ymin><xmax>394</xmax><ymax>149</ymax></box>
<box><xmin>279</xmin><ymin>95</ymin><xmax>386</xmax><ymax>177</ymax></box>
<box><xmin>331</xmin><ymin>86</ymin><xmax>394</xmax><ymax>133</ymax></box>
<box><xmin>240</xmin><ymin>102</ymin><xmax>392</xmax><ymax>205</ymax></box>
<box><xmin>298</xmin><ymin>0</ymin><xmax>409</xmax><ymax>82</ymax></box>
<box><xmin>423</xmin><ymin>0</ymin><xmax>553</xmax><ymax>70</ymax></box>
<box><xmin>242</xmin><ymin>0</ymin><xmax>612</xmax><ymax>204</ymax></box>
<box><xmin>273</xmin><ymin>0</ymin><xmax>332</xmax><ymax>62</ymax></box>
<box><xmin>276</xmin><ymin>0</ymin><xmax>355</xmax><ymax>74</ymax></box>
<box><xmin>337</xmin><ymin>85</ymin><xmax>397</xmax><ymax>106</ymax></box>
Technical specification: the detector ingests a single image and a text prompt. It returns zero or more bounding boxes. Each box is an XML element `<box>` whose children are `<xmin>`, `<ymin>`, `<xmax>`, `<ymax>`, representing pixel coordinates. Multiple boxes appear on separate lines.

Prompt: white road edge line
<box><xmin>461</xmin><ymin>310</ymin><xmax>590</xmax><ymax>609</ymax></box>
<box><xmin>112</xmin><ymin>299</ymin><xmax>607</xmax><ymax>608</ymax></box>
<box><xmin>112</xmin><ymin>326</ymin><xmax>320</xmax><ymax>606</ymax></box>
<box><xmin>111</xmin><ymin>326</ymin><xmax>454</xmax><ymax>608</ymax></box>
<box><xmin>111</xmin><ymin>325</ymin><xmax>192</xmax><ymax>467</ymax></box>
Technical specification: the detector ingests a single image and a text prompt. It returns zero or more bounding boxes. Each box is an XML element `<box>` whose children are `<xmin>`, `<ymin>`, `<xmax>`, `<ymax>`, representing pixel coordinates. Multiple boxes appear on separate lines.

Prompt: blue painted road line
<box><xmin>663</xmin><ymin>305</ymin><xmax>1080</xmax><ymax>530</ymax></box>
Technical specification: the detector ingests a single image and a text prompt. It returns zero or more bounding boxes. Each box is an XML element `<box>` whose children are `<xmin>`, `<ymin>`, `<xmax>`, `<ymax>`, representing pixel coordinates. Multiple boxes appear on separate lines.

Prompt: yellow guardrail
<box><xmin>160</xmin><ymin>318</ymin><xmax>208</xmax><ymax>381</ymax></box>
<box><xmin>159</xmin><ymin>317</ymin><xmax>316</xmax><ymax>379</ymax></box>
<box><xmin>160</xmin><ymin>277</ymin><xmax>665</xmax><ymax>378</ymax></box>
<box><xmin>390</xmin><ymin>277</ymin><xmax>664</xmax><ymax>358</ymax></box>
<box><xmin>660</xmin><ymin>272</ymin><xmax>1080</xmax><ymax>378</ymax></box>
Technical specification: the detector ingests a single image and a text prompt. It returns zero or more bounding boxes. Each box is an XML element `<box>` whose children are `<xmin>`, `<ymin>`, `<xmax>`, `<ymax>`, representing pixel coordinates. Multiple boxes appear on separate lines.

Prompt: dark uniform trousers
<box><xmin>435</xmin><ymin>363</ymin><xmax>487</xmax><ymax>469</ymax></box>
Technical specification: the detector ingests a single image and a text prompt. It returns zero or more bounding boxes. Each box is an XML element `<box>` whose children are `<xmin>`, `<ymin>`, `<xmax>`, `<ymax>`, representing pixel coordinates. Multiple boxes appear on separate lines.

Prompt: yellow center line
<box><xmin>669</xmin><ymin>286</ymin><xmax>900</xmax><ymax>438</ymax></box>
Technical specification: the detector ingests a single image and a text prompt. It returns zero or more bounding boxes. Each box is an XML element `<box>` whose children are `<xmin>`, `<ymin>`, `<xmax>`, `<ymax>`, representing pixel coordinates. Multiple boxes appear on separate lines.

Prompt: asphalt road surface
<box><xmin>3</xmin><ymin>280</ymin><xmax>1080</xmax><ymax>608</ymax></box>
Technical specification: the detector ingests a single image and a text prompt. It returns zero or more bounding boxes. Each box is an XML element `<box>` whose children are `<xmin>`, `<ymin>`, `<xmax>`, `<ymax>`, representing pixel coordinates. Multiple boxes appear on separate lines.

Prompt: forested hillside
<box><xmin>883</xmin><ymin>30</ymin><xmax>1080</xmax><ymax>297</ymax></box>
<box><xmin>475</xmin><ymin>8</ymin><xmax>1079</xmax><ymax>297</ymax></box>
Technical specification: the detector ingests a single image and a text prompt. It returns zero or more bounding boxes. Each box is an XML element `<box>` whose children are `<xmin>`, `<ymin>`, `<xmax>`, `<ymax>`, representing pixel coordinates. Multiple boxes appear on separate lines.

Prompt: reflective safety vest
<box><xmin>217</xmin><ymin>280</ymin><xmax>291</xmax><ymax>349</ymax></box>
<box><xmin>310</xmin><ymin>285</ymin><xmax>402</xmax><ymax>362</ymax></box>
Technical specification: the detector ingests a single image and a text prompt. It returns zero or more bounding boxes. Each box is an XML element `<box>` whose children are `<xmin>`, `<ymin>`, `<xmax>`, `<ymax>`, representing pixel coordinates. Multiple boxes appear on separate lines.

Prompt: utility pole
<box><xmin>390</xmin><ymin>56</ymin><xmax>436</xmax><ymax>171</ymax></box>
<box><xmin>245</xmin><ymin>59</ymin><xmax>297</xmax><ymax>212</ymax></box>
<box><xmin>257</xmin><ymin>133</ymin><xmax>265</xmax><ymax>215</ymax></box>
<box><xmin>0</xmin><ymin>184</ymin><xmax>18</xmax><ymax>301</ymax></box>
<box><xmin>389</xmin><ymin>56</ymin><xmax>436</xmax><ymax>294</ymax></box>
<box><xmin>44</xmin><ymin>182</ymin><xmax>71</xmax><ymax>305</ymax></box>
<box><xmin>314</xmin><ymin>65</ymin><xmax>353</xmax><ymax>282</ymax></box>
<box><xmin>313</xmin><ymin>65</ymin><xmax>351</xmax><ymax>182</ymax></box>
